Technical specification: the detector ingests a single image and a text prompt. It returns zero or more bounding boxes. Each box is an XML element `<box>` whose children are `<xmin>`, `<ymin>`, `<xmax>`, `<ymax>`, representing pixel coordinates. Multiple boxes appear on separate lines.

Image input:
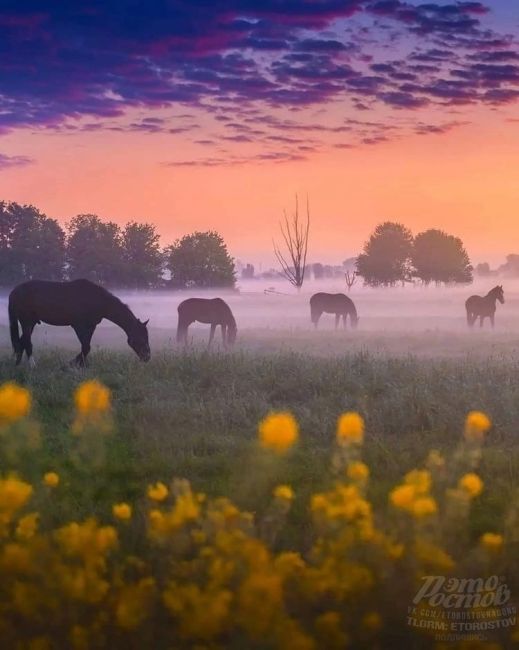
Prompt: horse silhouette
<box><xmin>9</xmin><ymin>279</ymin><xmax>150</xmax><ymax>367</ymax></box>
<box><xmin>177</xmin><ymin>298</ymin><xmax>237</xmax><ymax>348</ymax></box>
<box><xmin>310</xmin><ymin>292</ymin><xmax>359</xmax><ymax>329</ymax></box>
<box><xmin>465</xmin><ymin>285</ymin><xmax>504</xmax><ymax>328</ymax></box>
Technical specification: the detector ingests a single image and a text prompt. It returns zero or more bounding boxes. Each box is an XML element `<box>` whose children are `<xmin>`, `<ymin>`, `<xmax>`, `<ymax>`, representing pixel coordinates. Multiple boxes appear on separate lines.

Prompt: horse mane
<box><xmin>75</xmin><ymin>279</ymin><xmax>137</xmax><ymax>321</ymax></box>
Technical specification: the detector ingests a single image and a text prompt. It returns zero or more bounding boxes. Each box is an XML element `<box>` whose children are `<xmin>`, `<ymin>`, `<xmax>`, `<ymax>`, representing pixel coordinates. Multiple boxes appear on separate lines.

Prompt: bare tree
<box><xmin>273</xmin><ymin>195</ymin><xmax>310</xmax><ymax>291</ymax></box>
<box><xmin>345</xmin><ymin>270</ymin><xmax>357</xmax><ymax>292</ymax></box>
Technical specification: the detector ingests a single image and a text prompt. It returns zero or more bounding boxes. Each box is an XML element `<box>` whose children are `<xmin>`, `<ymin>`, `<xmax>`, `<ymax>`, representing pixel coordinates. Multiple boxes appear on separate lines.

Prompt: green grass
<box><xmin>2</xmin><ymin>347</ymin><xmax>518</xmax><ymax>541</ymax></box>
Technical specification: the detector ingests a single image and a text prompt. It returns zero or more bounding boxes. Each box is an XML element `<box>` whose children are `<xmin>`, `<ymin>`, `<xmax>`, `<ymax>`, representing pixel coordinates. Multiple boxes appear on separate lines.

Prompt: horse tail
<box><xmin>176</xmin><ymin>309</ymin><xmax>188</xmax><ymax>344</ymax></box>
<box><xmin>8</xmin><ymin>297</ymin><xmax>21</xmax><ymax>354</ymax></box>
<box><xmin>465</xmin><ymin>301</ymin><xmax>476</xmax><ymax>327</ymax></box>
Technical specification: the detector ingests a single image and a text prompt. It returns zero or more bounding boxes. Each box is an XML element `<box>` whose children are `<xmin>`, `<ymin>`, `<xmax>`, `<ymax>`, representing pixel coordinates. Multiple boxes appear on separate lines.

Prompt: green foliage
<box><xmin>166</xmin><ymin>230</ymin><xmax>236</xmax><ymax>289</ymax></box>
<box><xmin>412</xmin><ymin>229</ymin><xmax>473</xmax><ymax>285</ymax></box>
<box><xmin>356</xmin><ymin>221</ymin><xmax>414</xmax><ymax>287</ymax></box>
<box><xmin>122</xmin><ymin>222</ymin><xmax>164</xmax><ymax>288</ymax></box>
<box><xmin>0</xmin><ymin>202</ymin><xmax>65</xmax><ymax>284</ymax></box>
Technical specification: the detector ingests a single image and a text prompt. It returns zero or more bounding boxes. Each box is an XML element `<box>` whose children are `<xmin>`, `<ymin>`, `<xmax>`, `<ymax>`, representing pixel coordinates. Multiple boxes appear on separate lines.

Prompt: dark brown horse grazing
<box><xmin>177</xmin><ymin>298</ymin><xmax>237</xmax><ymax>348</ymax></box>
<box><xmin>9</xmin><ymin>279</ymin><xmax>151</xmax><ymax>366</ymax></box>
<box><xmin>310</xmin><ymin>292</ymin><xmax>359</xmax><ymax>329</ymax></box>
<box><xmin>465</xmin><ymin>285</ymin><xmax>504</xmax><ymax>328</ymax></box>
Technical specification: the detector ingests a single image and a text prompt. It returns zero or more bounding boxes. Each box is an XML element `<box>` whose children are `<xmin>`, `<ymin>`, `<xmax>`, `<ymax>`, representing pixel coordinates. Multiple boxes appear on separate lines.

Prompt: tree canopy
<box><xmin>356</xmin><ymin>221</ymin><xmax>414</xmax><ymax>287</ymax></box>
<box><xmin>412</xmin><ymin>229</ymin><xmax>472</xmax><ymax>285</ymax></box>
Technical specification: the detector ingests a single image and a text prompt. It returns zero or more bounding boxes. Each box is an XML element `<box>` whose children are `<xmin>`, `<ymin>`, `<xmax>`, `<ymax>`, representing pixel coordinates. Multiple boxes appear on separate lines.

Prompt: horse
<box><xmin>310</xmin><ymin>292</ymin><xmax>359</xmax><ymax>329</ymax></box>
<box><xmin>177</xmin><ymin>298</ymin><xmax>237</xmax><ymax>348</ymax></box>
<box><xmin>8</xmin><ymin>279</ymin><xmax>151</xmax><ymax>367</ymax></box>
<box><xmin>465</xmin><ymin>285</ymin><xmax>504</xmax><ymax>328</ymax></box>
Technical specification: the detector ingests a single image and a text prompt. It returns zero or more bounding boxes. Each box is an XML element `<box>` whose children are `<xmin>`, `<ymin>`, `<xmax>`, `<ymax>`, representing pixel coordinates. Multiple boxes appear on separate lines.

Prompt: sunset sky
<box><xmin>0</xmin><ymin>1</ymin><xmax>518</xmax><ymax>267</ymax></box>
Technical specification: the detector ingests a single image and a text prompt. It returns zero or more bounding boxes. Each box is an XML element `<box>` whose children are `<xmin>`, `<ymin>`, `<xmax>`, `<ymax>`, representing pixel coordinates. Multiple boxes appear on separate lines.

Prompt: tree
<box><xmin>122</xmin><ymin>222</ymin><xmax>164</xmax><ymax>288</ymax></box>
<box><xmin>356</xmin><ymin>221</ymin><xmax>413</xmax><ymax>287</ymax></box>
<box><xmin>67</xmin><ymin>214</ymin><xmax>124</xmax><ymax>285</ymax></box>
<box><xmin>412</xmin><ymin>229</ymin><xmax>472</xmax><ymax>285</ymax></box>
<box><xmin>0</xmin><ymin>201</ymin><xmax>65</xmax><ymax>285</ymax></box>
<box><xmin>273</xmin><ymin>195</ymin><xmax>310</xmax><ymax>291</ymax></box>
<box><xmin>166</xmin><ymin>231</ymin><xmax>235</xmax><ymax>289</ymax></box>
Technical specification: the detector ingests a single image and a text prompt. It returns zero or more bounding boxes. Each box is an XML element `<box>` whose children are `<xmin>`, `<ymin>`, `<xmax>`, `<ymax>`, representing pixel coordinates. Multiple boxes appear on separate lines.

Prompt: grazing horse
<box><xmin>310</xmin><ymin>292</ymin><xmax>359</xmax><ymax>329</ymax></box>
<box><xmin>9</xmin><ymin>279</ymin><xmax>151</xmax><ymax>366</ymax></box>
<box><xmin>465</xmin><ymin>285</ymin><xmax>504</xmax><ymax>328</ymax></box>
<box><xmin>177</xmin><ymin>298</ymin><xmax>237</xmax><ymax>348</ymax></box>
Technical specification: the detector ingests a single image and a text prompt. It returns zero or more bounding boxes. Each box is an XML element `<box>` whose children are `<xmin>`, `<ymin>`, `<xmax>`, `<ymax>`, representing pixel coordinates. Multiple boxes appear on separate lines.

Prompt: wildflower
<box><xmin>404</xmin><ymin>469</ymin><xmax>431</xmax><ymax>495</ymax></box>
<box><xmin>0</xmin><ymin>382</ymin><xmax>31</xmax><ymax>424</ymax></box>
<box><xmin>43</xmin><ymin>472</ymin><xmax>59</xmax><ymax>488</ymax></box>
<box><xmin>347</xmin><ymin>461</ymin><xmax>369</xmax><ymax>482</ymax></box>
<box><xmin>147</xmin><ymin>482</ymin><xmax>168</xmax><ymax>502</ymax></box>
<box><xmin>480</xmin><ymin>532</ymin><xmax>504</xmax><ymax>552</ymax></box>
<box><xmin>411</xmin><ymin>497</ymin><xmax>437</xmax><ymax>518</ymax></box>
<box><xmin>74</xmin><ymin>380</ymin><xmax>111</xmax><ymax>415</ymax></box>
<box><xmin>336</xmin><ymin>412</ymin><xmax>364</xmax><ymax>445</ymax></box>
<box><xmin>458</xmin><ymin>473</ymin><xmax>484</xmax><ymax>498</ymax></box>
<box><xmin>113</xmin><ymin>503</ymin><xmax>132</xmax><ymax>521</ymax></box>
<box><xmin>464</xmin><ymin>411</ymin><xmax>491</xmax><ymax>442</ymax></box>
<box><xmin>0</xmin><ymin>475</ymin><xmax>33</xmax><ymax>516</ymax></box>
<box><xmin>389</xmin><ymin>484</ymin><xmax>415</xmax><ymax>510</ymax></box>
<box><xmin>116</xmin><ymin>577</ymin><xmax>155</xmax><ymax>629</ymax></box>
<box><xmin>258</xmin><ymin>412</ymin><xmax>298</xmax><ymax>453</ymax></box>
<box><xmin>273</xmin><ymin>485</ymin><xmax>294</xmax><ymax>501</ymax></box>
<box><xmin>16</xmin><ymin>512</ymin><xmax>39</xmax><ymax>540</ymax></box>
<box><xmin>361</xmin><ymin>612</ymin><xmax>382</xmax><ymax>631</ymax></box>
<box><xmin>426</xmin><ymin>450</ymin><xmax>445</xmax><ymax>470</ymax></box>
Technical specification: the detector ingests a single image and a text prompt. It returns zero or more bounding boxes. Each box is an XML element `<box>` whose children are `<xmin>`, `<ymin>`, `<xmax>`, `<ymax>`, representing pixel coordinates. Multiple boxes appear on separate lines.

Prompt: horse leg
<box><xmin>480</xmin><ymin>315</ymin><xmax>484</xmax><ymax>328</ymax></box>
<box><xmin>208</xmin><ymin>323</ymin><xmax>216</xmax><ymax>349</ymax></box>
<box><xmin>221</xmin><ymin>325</ymin><xmax>228</xmax><ymax>348</ymax></box>
<box><xmin>71</xmin><ymin>324</ymin><xmax>96</xmax><ymax>367</ymax></box>
<box><xmin>490</xmin><ymin>313</ymin><xmax>495</xmax><ymax>328</ymax></box>
<box><xmin>335</xmin><ymin>314</ymin><xmax>339</xmax><ymax>330</ymax></box>
<box><xmin>343</xmin><ymin>313</ymin><xmax>347</xmax><ymax>329</ymax></box>
<box><xmin>20</xmin><ymin>321</ymin><xmax>36</xmax><ymax>367</ymax></box>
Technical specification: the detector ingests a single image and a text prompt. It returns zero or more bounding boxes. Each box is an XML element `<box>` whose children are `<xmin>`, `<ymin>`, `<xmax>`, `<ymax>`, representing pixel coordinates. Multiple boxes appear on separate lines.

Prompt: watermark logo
<box><xmin>407</xmin><ymin>575</ymin><xmax>516</xmax><ymax>641</ymax></box>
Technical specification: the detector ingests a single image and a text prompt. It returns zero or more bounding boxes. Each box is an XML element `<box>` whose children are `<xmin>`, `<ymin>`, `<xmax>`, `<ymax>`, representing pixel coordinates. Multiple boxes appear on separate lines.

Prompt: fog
<box><xmin>1</xmin><ymin>277</ymin><xmax>518</xmax><ymax>359</ymax></box>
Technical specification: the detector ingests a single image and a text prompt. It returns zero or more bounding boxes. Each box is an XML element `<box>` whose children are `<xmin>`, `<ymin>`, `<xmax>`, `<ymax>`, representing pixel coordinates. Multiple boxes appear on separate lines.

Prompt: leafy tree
<box><xmin>412</xmin><ymin>229</ymin><xmax>473</xmax><ymax>285</ymax></box>
<box><xmin>166</xmin><ymin>231</ymin><xmax>235</xmax><ymax>289</ymax></box>
<box><xmin>67</xmin><ymin>214</ymin><xmax>124</xmax><ymax>285</ymax></box>
<box><xmin>0</xmin><ymin>201</ymin><xmax>65</xmax><ymax>285</ymax></box>
<box><xmin>122</xmin><ymin>222</ymin><xmax>164</xmax><ymax>288</ymax></box>
<box><xmin>356</xmin><ymin>221</ymin><xmax>413</xmax><ymax>287</ymax></box>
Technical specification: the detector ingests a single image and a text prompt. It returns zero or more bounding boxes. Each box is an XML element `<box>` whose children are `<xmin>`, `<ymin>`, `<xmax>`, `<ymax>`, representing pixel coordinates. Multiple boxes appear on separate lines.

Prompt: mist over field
<box><xmin>2</xmin><ymin>277</ymin><xmax>519</xmax><ymax>360</ymax></box>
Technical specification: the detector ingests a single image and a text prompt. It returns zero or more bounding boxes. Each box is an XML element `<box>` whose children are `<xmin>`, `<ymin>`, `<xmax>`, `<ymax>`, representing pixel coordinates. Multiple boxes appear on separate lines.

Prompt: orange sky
<box><xmin>1</xmin><ymin>107</ymin><xmax>518</xmax><ymax>268</ymax></box>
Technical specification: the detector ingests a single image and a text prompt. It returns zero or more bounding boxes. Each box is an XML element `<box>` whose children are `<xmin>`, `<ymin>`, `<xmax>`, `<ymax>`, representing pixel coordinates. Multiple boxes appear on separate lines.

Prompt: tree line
<box><xmin>0</xmin><ymin>202</ymin><xmax>236</xmax><ymax>289</ymax></box>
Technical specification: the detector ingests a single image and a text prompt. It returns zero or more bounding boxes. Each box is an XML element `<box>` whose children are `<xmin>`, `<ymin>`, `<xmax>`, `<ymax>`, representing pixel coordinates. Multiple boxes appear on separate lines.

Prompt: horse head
<box><xmin>227</xmin><ymin>323</ymin><xmax>237</xmax><ymax>346</ymax></box>
<box><xmin>494</xmin><ymin>285</ymin><xmax>505</xmax><ymax>304</ymax></box>
<box><xmin>128</xmin><ymin>318</ymin><xmax>151</xmax><ymax>362</ymax></box>
<box><xmin>351</xmin><ymin>314</ymin><xmax>359</xmax><ymax>329</ymax></box>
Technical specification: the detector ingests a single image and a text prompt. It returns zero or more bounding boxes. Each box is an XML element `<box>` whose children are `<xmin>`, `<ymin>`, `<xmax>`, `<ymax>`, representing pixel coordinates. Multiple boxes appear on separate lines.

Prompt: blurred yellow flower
<box><xmin>411</xmin><ymin>497</ymin><xmax>437</xmax><ymax>518</ymax></box>
<box><xmin>113</xmin><ymin>503</ymin><xmax>132</xmax><ymax>520</ymax></box>
<box><xmin>458</xmin><ymin>473</ymin><xmax>484</xmax><ymax>498</ymax></box>
<box><xmin>347</xmin><ymin>461</ymin><xmax>370</xmax><ymax>482</ymax></box>
<box><xmin>336</xmin><ymin>412</ymin><xmax>364</xmax><ymax>445</ymax></box>
<box><xmin>389</xmin><ymin>484</ymin><xmax>415</xmax><ymax>510</ymax></box>
<box><xmin>74</xmin><ymin>380</ymin><xmax>111</xmax><ymax>415</ymax></box>
<box><xmin>147</xmin><ymin>482</ymin><xmax>168</xmax><ymax>502</ymax></box>
<box><xmin>0</xmin><ymin>475</ymin><xmax>33</xmax><ymax>515</ymax></box>
<box><xmin>464</xmin><ymin>411</ymin><xmax>491</xmax><ymax>442</ymax></box>
<box><xmin>16</xmin><ymin>512</ymin><xmax>39</xmax><ymax>540</ymax></box>
<box><xmin>480</xmin><ymin>532</ymin><xmax>504</xmax><ymax>552</ymax></box>
<box><xmin>273</xmin><ymin>485</ymin><xmax>294</xmax><ymax>501</ymax></box>
<box><xmin>0</xmin><ymin>382</ymin><xmax>31</xmax><ymax>424</ymax></box>
<box><xmin>258</xmin><ymin>412</ymin><xmax>298</xmax><ymax>453</ymax></box>
<box><xmin>43</xmin><ymin>472</ymin><xmax>59</xmax><ymax>488</ymax></box>
<box><xmin>426</xmin><ymin>450</ymin><xmax>445</xmax><ymax>470</ymax></box>
<box><xmin>404</xmin><ymin>469</ymin><xmax>431</xmax><ymax>495</ymax></box>
<box><xmin>362</xmin><ymin>612</ymin><xmax>382</xmax><ymax>630</ymax></box>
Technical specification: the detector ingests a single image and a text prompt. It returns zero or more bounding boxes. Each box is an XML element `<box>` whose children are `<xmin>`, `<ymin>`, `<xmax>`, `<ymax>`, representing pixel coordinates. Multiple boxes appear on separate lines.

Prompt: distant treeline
<box><xmin>0</xmin><ymin>202</ymin><xmax>235</xmax><ymax>289</ymax></box>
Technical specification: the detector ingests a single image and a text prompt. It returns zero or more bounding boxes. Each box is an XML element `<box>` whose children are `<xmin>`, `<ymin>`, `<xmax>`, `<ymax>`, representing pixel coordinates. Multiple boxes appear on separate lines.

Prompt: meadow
<box><xmin>0</xmin><ymin>284</ymin><xmax>518</xmax><ymax>647</ymax></box>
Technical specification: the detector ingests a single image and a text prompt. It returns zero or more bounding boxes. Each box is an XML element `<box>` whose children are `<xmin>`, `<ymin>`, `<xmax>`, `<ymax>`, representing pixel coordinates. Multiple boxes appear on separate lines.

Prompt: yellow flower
<box><xmin>411</xmin><ymin>497</ymin><xmax>437</xmax><ymax>518</ymax></box>
<box><xmin>426</xmin><ymin>450</ymin><xmax>445</xmax><ymax>470</ymax></box>
<box><xmin>147</xmin><ymin>482</ymin><xmax>168</xmax><ymax>502</ymax></box>
<box><xmin>113</xmin><ymin>503</ymin><xmax>132</xmax><ymax>521</ymax></box>
<box><xmin>43</xmin><ymin>472</ymin><xmax>59</xmax><ymax>488</ymax></box>
<box><xmin>16</xmin><ymin>512</ymin><xmax>39</xmax><ymax>540</ymax></box>
<box><xmin>347</xmin><ymin>461</ymin><xmax>369</xmax><ymax>482</ymax></box>
<box><xmin>389</xmin><ymin>484</ymin><xmax>415</xmax><ymax>510</ymax></box>
<box><xmin>458</xmin><ymin>473</ymin><xmax>484</xmax><ymax>498</ymax></box>
<box><xmin>0</xmin><ymin>382</ymin><xmax>31</xmax><ymax>424</ymax></box>
<box><xmin>336</xmin><ymin>412</ymin><xmax>364</xmax><ymax>445</ymax></box>
<box><xmin>361</xmin><ymin>611</ymin><xmax>382</xmax><ymax>631</ymax></box>
<box><xmin>74</xmin><ymin>380</ymin><xmax>111</xmax><ymax>415</ymax></box>
<box><xmin>0</xmin><ymin>475</ymin><xmax>33</xmax><ymax>515</ymax></box>
<box><xmin>273</xmin><ymin>485</ymin><xmax>294</xmax><ymax>501</ymax></box>
<box><xmin>464</xmin><ymin>411</ymin><xmax>491</xmax><ymax>442</ymax></box>
<box><xmin>480</xmin><ymin>532</ymin><xmax>504</xmax><ymax>552</ymax></box>
<box><xmin>404</xmin><ymin>469</ymin><xmax>431</xmax><ymax>495</ymax></box>
<box><xmin>258</xmin><ymin>412</ymin><xmax>298</xmax><ymax>453</ymax></box>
